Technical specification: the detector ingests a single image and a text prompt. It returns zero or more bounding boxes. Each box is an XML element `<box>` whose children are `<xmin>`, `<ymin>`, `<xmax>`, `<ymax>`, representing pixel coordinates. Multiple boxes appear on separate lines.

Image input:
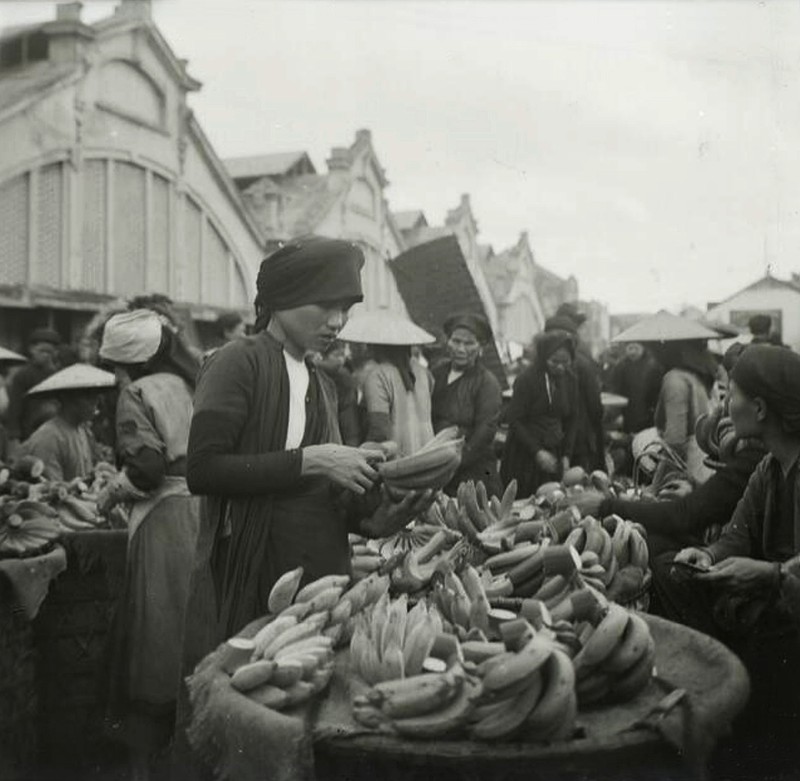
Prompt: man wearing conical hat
<box><xmin>19</xmin><ymin>364</ymin><xmax>116</xmax><ymax>481</ymax></box>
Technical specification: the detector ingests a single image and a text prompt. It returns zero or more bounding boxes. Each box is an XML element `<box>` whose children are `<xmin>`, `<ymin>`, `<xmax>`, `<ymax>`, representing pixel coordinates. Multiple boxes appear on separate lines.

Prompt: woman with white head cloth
<box><xmin>97</xmin><ymin>309</ymin><xmax>200</xmax><ymax>776</ymax></box>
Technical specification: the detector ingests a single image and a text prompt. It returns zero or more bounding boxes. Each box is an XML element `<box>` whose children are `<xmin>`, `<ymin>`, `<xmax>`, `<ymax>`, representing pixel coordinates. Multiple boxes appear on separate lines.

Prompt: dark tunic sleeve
<box><xmin>461</xmin><ymin>369</ymin><xmax>502</xmax><ymax>469</ymax></box>
<box><xmin>506</xmin><ymin>369</ymin><xmax>543</xmax><ymax>456</ymax></box>
<box><xmin>187</xmin><ymin>340</ymin><xmax>302</xmax><ymax>496</ymax></box>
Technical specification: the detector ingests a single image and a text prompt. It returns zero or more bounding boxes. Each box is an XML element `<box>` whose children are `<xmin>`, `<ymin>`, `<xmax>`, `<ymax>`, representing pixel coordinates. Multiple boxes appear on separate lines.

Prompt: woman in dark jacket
<box><xmin>500</xmin><ymin>328</ymin><xmax>577</xmax><ymax>497</ymax></box>
<box><xmin>431</xmin><ymin>313</ymin><xmax>503</xmax><ymax>496</ymax></box>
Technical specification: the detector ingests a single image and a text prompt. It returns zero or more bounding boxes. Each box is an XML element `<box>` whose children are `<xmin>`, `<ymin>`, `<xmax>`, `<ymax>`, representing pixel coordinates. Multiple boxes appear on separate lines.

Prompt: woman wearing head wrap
<box><xmin>431</xmin><ymin>313</ymin><xmax>503</xmax><ymax>495</ymax></box>
<box><xmin>97</xmin><ymin>309</ymin><xmax>201</xmax><ymax>768</ymax></box>
<box><xmin>179</xmin><ymin>238</ymin><xmax>432</xmax><ymax>675</ymax></box>
<box><xmin>663</xmin><ymin>345</ymin><xmax>800</xmax><ymax>770</ymax></box>
<box><xmin>500</xmin><ymin>328</ymin><xmax>578</xmax><ymax>497</ymax></box>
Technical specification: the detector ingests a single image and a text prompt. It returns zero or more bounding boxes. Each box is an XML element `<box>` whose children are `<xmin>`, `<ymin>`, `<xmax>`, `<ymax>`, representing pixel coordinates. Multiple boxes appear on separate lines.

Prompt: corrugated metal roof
<box><xmin>391</xmin><ymin>235</ymin><xmax>507</xmax><ymax>388</ymax></box>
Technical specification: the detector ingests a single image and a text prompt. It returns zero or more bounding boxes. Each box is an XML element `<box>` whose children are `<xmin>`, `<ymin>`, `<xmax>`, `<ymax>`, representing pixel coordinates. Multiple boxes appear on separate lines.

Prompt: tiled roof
<box><xmin>391</xmin><ymin>235</ymin><xmax>507</xmax><ymax>388</ymax></box>
<box><xmin>225</xmin><ymin>151</ymin><xmax>313</xmax><ymax>180</ymax></box>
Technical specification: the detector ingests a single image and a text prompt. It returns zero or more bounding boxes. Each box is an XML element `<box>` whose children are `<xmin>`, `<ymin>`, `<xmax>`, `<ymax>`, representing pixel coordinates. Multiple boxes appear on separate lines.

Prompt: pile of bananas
<box><xmin>222</xmin><ymin>568</ymin><xmax>391</xmax><ymax>711</ymax></box>
<box><xmin>573</xmin><ymin>603</ymin><xmax>655</xmax><ymax>706</ymax></box>
<box><xmin>349</xmin><ymin>593</ymin><xmax>447</xmax><ymax>684</ymax></box>
<box><xmin>352</xmin><ymin>662</ymin><xmax>482</xmax><ymax>738</ymax></box>
<box><xmin>469</xmin><ymin>628</ymin><xmax>577</xmax><ymax>742</ymax></box>
<box><xmin>0</xmin><ymin>499</ymin><xmax>61</xmax><ymax>557</ymax></box>
<box><xmin>378</xmin><ymin>428</ymin><xmax>464</xmax><ymax>493</ymax></box>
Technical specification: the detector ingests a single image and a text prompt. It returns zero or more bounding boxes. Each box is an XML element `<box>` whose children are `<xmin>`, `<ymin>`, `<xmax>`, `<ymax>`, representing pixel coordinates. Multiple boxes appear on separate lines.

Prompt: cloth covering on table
<box><xmin>185</xmin><ymin>614</ymin><xmax>748</xmax><ymax>781</ymax></box>
<box><xmin>0</xmin><ymin>545</ymin><xmax>67</xmax><ymax>619</ymax></box>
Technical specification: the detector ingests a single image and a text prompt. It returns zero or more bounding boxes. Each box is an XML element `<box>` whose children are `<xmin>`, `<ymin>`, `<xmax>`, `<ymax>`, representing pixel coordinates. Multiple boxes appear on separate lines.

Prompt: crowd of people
<box><xmin>0</xmin><ymin>236</ymin><xmax>798</xmax><ymax>778</ymax></box>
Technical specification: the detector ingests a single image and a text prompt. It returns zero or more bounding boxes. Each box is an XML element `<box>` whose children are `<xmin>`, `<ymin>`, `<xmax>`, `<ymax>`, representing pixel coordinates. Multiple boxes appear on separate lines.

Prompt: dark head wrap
<box><xmin>444</xmin><ymin>313</ymin><xmax>492</xmax><ymax>344</ymax></box>
<box><xmin>535</xmin><ymin>329</ymin><xmax>576</xmax><ymax>362</ymax></box>
<box><xmin>555</xmin><ymin>302</ymin><xmax>587</xmax><ymax>327</ymax></box>
<box><xmin>722</xmin><ymin>342</ymin><xmax>747</xmax><ymax>374</ymax></box>
<box><xmin>731</xmin><ymin>345</ymin><xmax>800</xmax><ymax>434</ymax></box>
<box><xmin>254</xmin><ymin>236</ymin><xmax>364</xmax><ymax>331</ymax></box>
<box><xmin>28</xmin><ymin>328</ymin><xmax>61</xmax><ymax>347</ymax></box>
<box><xmin>544</xmin><ymin>315</ymin><xmax>579</xmax><ymax>336</ymax></box>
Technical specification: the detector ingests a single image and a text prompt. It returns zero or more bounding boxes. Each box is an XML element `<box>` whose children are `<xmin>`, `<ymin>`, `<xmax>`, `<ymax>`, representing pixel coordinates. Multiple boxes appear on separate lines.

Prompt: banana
<box><xmin>351</xmin><ymin>554</ymin><xmax>383</xmax><ymax>574</ymax></box>
<box><xmin>417</xmin><ymin>426</ymin><xmax>461</xmax><ymax>453</ymax></box>
<box><xmin>270</xmin><ymin>658</ymin><xmax>305</xmax><ymax>688</ymax></box>
<box><xmin>330</xmin><ymin>597</ymin><xmax>353</xmax><ymax>626</ymax></box>
<box><xmin>219</xmin><ymin>638</ymin><xmax>257</xmax><ymax>674</ymax></box>
<box><xmin>512</xmin><ymin>569</ymin><xmax>546</xmax><ymax>599</ymax></box>
<box><xmin>533</xmin><ymin>574</ymin><xmax>568</xmax><ymax>602</ymax></box>
<box><xmin>629</xmin><ymin>530</ymin><xmax>649</xmax><ymax>571</ymax></box>
<box><xmin>381</xmin><ymin>594</ymin><xmax>409</xmax><ymax>658</ymax></box>
<box><xmin>462</xmin><ymin>481</ymin><xmax>490</xmax><ymax>531</ymax></box>
<box><xmin>402</xmin><ymin>620</ymin><xmax>436</xmax><ymax>677</ymax></box>
<box><xmin>247</xmin><ymin>683</ymin><xmax>290</xmax><ymax>710</ymax></box>
<box><xmin>582</xmin><ymin>522</ymin><xmax>604</xmax><ymax>556</ymax></box>
<box><xmin>460</xmin><ymin>565</ymin><xmax>489</xmax><ymax>609</ymax></box>
<box><xmin>525</xmin><ymin>647</ymin><xmax>575</xmax><ymax>735</ymax></box>
<box><xmin>391</xmin><ymin>675</ymin><xmax>480</xmax><ymax>739</ymax></box>
<box><xmin>283</xmin><ymin>680</ymin><xmax>316</xmax><ymax>707</ymax></box>
<box><xmin>575</xmin><ymin>669</ymin><xmax>612</xmax><ymax>705</ymax></box>
<box><xmin>252</xmin><ymin>616</ymin><xmax>298</xmax><ymax>658</ymax></box>
<box><xmin>230</xmin><ymin>660</ymin><xmax>276</xmax><ymax>692</ymax></box>
<box><xmin>386</xmin><ymin>453</ymin><xmax>460</xmax><ymax>490</ymax></box>
<box><xmin>377</xmin><ymin>673</ymin><xmax>458</xmax><ymax>719</ymax></box>
<box><xmin>262</xmin><ymin>613</ymin><xmax>329</xmax><ymax>659</ymax></box>
<box><xmin>499</xmin><ymin>479</ymin><xmax>518</xmax><ymax>522</ymax></box>
<box><xmin>381</xmin><ymin>641</ymin><xmax>405</xmax><ymax>681</ymax></box>
<box><xmin>605</xmin><ymin>611</ymin><xmax>652</xmax><ymax>674</ymax></box>
<box><xmin>484</xmin><ymin>543</ymin><xmax>538</xmax><ymax>573</ymax></box>
<box><xmin>471</xmin><ymin>669</ymin><xmax>544</xmax><ymax>740</ymax></box>
<box><xmin>536</xmin><ymin>686</ymin><xmax>577</xmax><ymax>742</ymax></box>
<box><xmin>484</xmin><ymin>574</ymin><xmax>514</xmax><ymax>599</ymax></box>
<box><xmin>268</xmin><ymin>567</ymin><xmax>304</xmax><ymax>614</ymax></box>
<box><xmin>596</xmin><ymin>527</ymin><xmax>614</xmax><ymax>569</ymax></box>
<box><xmin>611</xmin><ymin>637</ymin><xmax>655</xmax><ymax>702</ymax></box>
<box><xmin>573</xmin><ymin>604</ymin><xmax>630</xmax><ymax>676</ymax></box>
<box><xmin>294</xmin><ymin>574</ymin><xmax>350</xmax><ymax>604</ymax></box>
<box><xmin>601</xmin><ymin>554</ymin><xmax>618</xmax><ymax>588</ymax></box>
<box><xmin>506</xmin><ymin>548</ymin><xmax>545</xmax><ymax>586</ymax></box>
<box><xmin>579</xmin><ymin>549</ymin><xmax>600</xmax><ymax>569</ymax></box>
<box><xmin>273</xmin><ymin>634</ymin><xmax>333</xmax><ymax>660</ymax></box>
<box><xmin>461</xmin><ymin>641</ymin><xmax>506</xmax><ymax>664</ymax></box>
<box><xmin>379</xmin><ymin>441</ymin><xmax>463</xmax><ymax>481</ymax></box>
<box><xmin>281</xmin><ymin>601</ymin><xmax>312</xmax><ymax>621</ymax></box>
<box><xmin>612</xmin><ymin>522</ymin><xmax>631</xmax><ymax>568</ymax></box>
<box><xmin>482</xmin><ymin>638</ymin><xmax>552</xmax><ymax>693</ymax></box>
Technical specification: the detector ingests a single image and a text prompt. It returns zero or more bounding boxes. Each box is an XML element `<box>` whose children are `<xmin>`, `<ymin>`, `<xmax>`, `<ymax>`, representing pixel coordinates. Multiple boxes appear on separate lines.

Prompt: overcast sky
<box><xmin>4</xmin><ymin>0</ymin><xmax>800</xmax><ymax>314</ymax></box>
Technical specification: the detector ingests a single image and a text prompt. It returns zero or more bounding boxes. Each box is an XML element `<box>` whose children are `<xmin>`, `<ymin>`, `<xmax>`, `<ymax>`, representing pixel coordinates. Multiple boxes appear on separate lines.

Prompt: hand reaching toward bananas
<box><xmin>697</xmin><ymin>556</ymin><xmax>780</xmax><ymax>593</ymax></box>
<box><xmin>361</xmin><ymin>485</ymin><xmax>435</xmax><ymax>539</ymax></box>
<box><xmin>673</xmin><ymin>547</ymin><xmax>713</xmax><ymax>569</ymax></box>
<box><xmin>302</xmin><ymin>444</ymin><xmax>379</xmax><ymax>495</ymax></box>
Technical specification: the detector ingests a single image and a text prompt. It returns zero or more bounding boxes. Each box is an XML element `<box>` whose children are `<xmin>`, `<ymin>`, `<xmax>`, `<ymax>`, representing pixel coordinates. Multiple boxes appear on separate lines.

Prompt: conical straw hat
<box><xmin>612</xmin><ymin>311</ymin><xmax>719</xmax><ymax>343</ymax></box>
<box><xmin>0</xmin><ymin>345</ymin><xmax>26</xmax><ymax>363</ymax></box>
<box><xmin>28</xmin><ymin>364</ymin><xmax>116</xmax><ymax>395</ymax></box>
<box><xmin>338</xmin><ymin>310</ymin><xmax>436</xmax><ymax>346</ymax></box>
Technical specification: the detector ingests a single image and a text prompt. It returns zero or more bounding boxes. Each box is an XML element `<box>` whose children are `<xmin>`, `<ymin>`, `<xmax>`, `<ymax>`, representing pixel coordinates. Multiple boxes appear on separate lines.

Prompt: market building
<box><xmin>706</xmin><ymin>273</ymin><xmax>800</xmax><ymax>351</ymax></box>
<box><xmin>227</xmin><ymin>129</ymin><xmax>410</xmax><ymax>317</ymax></box>
<box><xmin>0</xmin><ymin>0</ymin><xmax>263</xmax><ymax>352</ymax></box>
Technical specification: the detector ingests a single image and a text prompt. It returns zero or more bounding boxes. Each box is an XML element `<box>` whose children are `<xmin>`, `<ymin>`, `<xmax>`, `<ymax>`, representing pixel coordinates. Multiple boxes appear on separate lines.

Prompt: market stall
<box><xmin>182</xmin><ymin>441</ymin><xmax>750</xmax><ymax>781</ymax></box>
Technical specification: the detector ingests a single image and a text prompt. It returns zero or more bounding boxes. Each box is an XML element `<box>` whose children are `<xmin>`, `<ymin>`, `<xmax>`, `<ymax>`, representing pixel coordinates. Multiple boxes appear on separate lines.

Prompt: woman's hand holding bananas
<box><xmin>302</xmin><ymin>444</ymin><xmax>379</xmax><ymax>495</ymax></box>
<box><xmin>361</xmin><ymin>485</ymin><xmax>435</xmax><ymax>539</ymax></box>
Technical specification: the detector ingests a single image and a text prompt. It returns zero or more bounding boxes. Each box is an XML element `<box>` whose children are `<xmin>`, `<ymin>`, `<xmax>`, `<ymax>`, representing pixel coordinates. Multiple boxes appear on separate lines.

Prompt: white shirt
<box><xmin>447</xmin><ymin>369</ymin><xmax>465</xmax><ymax>385</ymax></box>
<box><xmin>283</xmin><ymin>350</ymin><xmax>310</xmax><ymax>450</ymax></box>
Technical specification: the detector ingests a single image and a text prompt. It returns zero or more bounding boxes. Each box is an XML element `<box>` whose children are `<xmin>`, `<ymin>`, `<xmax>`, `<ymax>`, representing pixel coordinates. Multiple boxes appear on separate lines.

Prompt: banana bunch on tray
<box><xmin>0</xmin><ymin>498</ymin><xmax>61</xmax><ymax>558</ymax></box>
<box><xmin>221</xmin><ymin>567</ymin><xmax>391</xmax><ymax>711</ymax></box>
<box><xmin>573</xmin><ymin>604</ymin><xmax>656</xmax><ymax>707</ymax></box>
<box><xmin>349</xmin><ymin>593</ymin><xmax>447</xmax><ymax>684</ymax></box>
<box><xmin>469</xmin><ymin>627</ymin><xmax>578</xmax><ymax>743</ymax></box>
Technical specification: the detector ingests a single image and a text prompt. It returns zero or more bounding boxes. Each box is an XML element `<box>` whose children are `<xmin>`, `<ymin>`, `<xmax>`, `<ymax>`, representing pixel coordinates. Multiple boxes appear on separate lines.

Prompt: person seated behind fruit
<box><xmin>17</xmin><ymin>364</ymin><xmax>115</xmax><ymax>482</ymax></box>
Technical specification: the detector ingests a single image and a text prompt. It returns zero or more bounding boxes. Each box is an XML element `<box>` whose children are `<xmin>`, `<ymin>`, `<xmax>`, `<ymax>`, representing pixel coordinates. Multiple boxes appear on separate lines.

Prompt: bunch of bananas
<box><xmin>352</xmin><ymin>663</ymin><xmax>482</xmax><ymax>738</ymax></box>
<box><xmin>469</xmin><ymin>630</ymin><xmax>577</xmax><ymax>743</ymax></box>
<box><xmin>349</xmin><ymin>593</ymin><xmax>448</xmax><ymax>684</ymax></box>
<box><xmin>378</xmin><ymin>428</ymin><xmax>464</xmax><ymax>493</ymax></box>
<box><xmin>605</xmin><ymin>516</ymin><xmax>649</xmax><ymax>603</ymax></box>
<box><xmin>429</xmin><ymin>561</ymin><xmax>493</xmax><ymax>638</ymax></box>
<box><xmin>0</xmin><ymin>499</ymin><xmax>61</xmax><ymax>558</ymax></box>
<box><xmin>573</xmin><ymin>604</ymin><xmax>655</xmax><ymax>706</ymax></box>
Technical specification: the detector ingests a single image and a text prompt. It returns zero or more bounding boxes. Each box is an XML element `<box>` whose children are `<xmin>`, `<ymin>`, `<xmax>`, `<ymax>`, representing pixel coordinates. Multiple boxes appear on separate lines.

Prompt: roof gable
<box><xmin>711</xmin><ymin>274</ymin><xmax>800</xmax><ymax>309</ymax></box>
<box><xmin>225</xmin><ymin>151</ymin><xmax>315</xmax><ymax>182</ymax></box>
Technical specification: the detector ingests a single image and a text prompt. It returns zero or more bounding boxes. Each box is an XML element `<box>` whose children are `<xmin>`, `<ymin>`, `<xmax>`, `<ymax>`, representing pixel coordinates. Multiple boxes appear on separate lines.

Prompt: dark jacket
<box><xmin>6</xmin><ymin>363</ymin><xmax>57</xmax><ymax>441</ymax></box>
<box><xmin>707</xmin><ymin>453</ymin><xmax>800</xmax><ymax>564</ymax></box>
<box><xmin>500</xmin><ymin>361</ymin><xmax>577</xmax><ymax>497</ymax></box>
<box><xmin>431</xmin><ymin>361</ymin><xmax>502</xmax><ymax>494</ymax></box>
<box><xmin>571</xmin><ymin>347</ymin><xmax>605</xmax><ymax>471</ymax></box>
<box><xmin>609</xmin><ymin>353</ymin><xmax>664</xmax><ymax>433</ymax></box>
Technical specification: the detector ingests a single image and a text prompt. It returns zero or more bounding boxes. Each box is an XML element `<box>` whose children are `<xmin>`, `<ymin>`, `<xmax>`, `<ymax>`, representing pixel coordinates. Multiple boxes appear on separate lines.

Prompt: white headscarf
<box><xmin>99</xmin><ymin>309</ymin><xmax>163</xmax><ymax>364</ymax></box>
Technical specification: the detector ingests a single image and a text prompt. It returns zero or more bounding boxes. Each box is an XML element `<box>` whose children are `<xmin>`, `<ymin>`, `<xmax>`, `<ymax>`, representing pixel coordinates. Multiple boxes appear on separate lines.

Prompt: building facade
<box><xmin>0</xmin><ymin>0</ymin><xmax>263</xmax><ymax>350</ymax></box>
<box><xmin>229</xmin><ymin>129</ymin><xmax>409</xmax><ymax>317</ymax></box>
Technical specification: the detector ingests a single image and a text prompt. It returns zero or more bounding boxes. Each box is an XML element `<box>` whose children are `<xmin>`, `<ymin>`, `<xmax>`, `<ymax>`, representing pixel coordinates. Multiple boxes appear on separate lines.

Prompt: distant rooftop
<box><xmin>225</xmin><ymin>151</ymin><xmax>315</xmax><ymax>181</ymax></box>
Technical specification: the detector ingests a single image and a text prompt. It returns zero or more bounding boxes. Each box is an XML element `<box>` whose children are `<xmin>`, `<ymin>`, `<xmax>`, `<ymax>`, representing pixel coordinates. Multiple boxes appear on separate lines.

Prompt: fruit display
<box><xmin>0</xmin><ymin>499</ymin><xmax>61</xmax><ymax>557</ymax></box>
<box><xmin>222</xmin><ymin>568</ymin><xmax>390</xmax><ymax>711</ymax></box>
<box><xmin>469</xmin><ymin>629</ymin><xmax>577</xmax><ymax>742</ymax></box>
<box><xmin>349</xmin><ymin>594</ymin><xmax>445</xmax><ymax>683</ymax></box>
<box><xmin>377</xmin><ymin>427</ymin><xmax>464</xmax><ymax>493</ymax></box>
<box><xmin>573</xmin><ymin>604</ymin><xmax>656</xmax><ymax>707</ymax></box>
